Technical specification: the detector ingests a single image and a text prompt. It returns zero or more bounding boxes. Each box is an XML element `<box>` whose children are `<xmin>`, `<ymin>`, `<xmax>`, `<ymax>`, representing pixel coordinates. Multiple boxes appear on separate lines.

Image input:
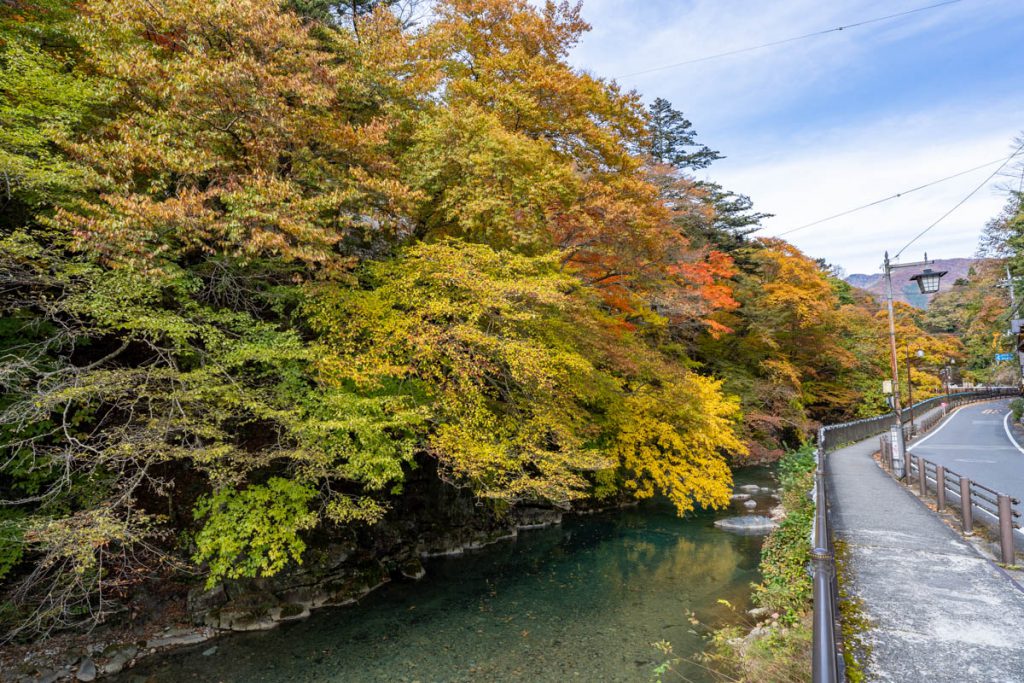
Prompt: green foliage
<box><xmin>1012</xmin><ymin>398</ymin><xmax>1024</xmax><ymax>422</ymax></box>
<box><xmin>703</xmin><ymin>618</ymin><xmax>812</xmax><ymax>683</ymax></box>
<box><xmin>0</xmin><ymin>511</ymin><xmax>25</xmax><ymax>582</ymax></box>
<box><xmin>0</xmin><ymin>1</ymin><xmax>106</xmax><ymax>215</ymax></box>
<box><xmin>193</xmin><ymin>478</ymin><xmax>318</xmax><ymax>587</ymax></box>
<box><xmin>752</xmin><ymin>445</ymin><xmax>816</xmax><ymax>622</ymax></box>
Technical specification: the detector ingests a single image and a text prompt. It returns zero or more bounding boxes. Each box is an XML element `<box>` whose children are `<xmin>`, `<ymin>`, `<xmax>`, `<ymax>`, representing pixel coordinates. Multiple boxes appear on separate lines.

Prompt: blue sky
<box><xmin>564</xmin><ymin>0</ymin><xmax>1024</xmax><ymax>273</ymax></box>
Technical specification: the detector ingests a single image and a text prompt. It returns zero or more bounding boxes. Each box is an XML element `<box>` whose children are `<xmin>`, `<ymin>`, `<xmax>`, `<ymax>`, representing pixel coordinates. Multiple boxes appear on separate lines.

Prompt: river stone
<box><xmin>730</xmin><ymin>493</ymin><xmax>751</xmax><ymax>501</ymax></box>
<box><xmin>275</xmin><ymin>603</ymin><xmax>310</xmax><ymax>621</ymax></box>
<box><xmin>188</xmin><ymin>582</ymin><xmax>228</xmax><ymax>617</ymax></box>
<box><xmin>743</xmin><ymin>500</ymin><xmax>757</xmax><ymax>510</ymax></box>
<box><xmin>99</xmin><ymin>644</ymin><xmax>139</xmax><ymax>675</ymax></box>
<box><xmin>514</xmin><ymin>507</ymin><xmax>562</xmax><ymax>530</ymax></box>
<box><xmin>76</xmin><ymin>657</ymin><xmax>97</xmax><ymax>682</ymax></box>
<box><xmin>713</xmin><ymin>515</ymin><xmax>778</xmax><ymax>535</ymax></box>
<box><xmin>737</xmin><ymin>484</ymin><xmax>760</xmax><ymax>493</ymax></box>
<box><xmin>399</xmin><ymin>557</ymin><xmax>426</xmax><ymax>580</ymax></box>
<box><xmin>36</xmin><ymin>670</ymin><xmax>62</xmax><ymax>683</ymax></box>
<box><xmin>202</xmin><ymin>646</ymin><xmax>218</xmax><ymax>657</ymax></box>
<box><xmin>146</xmin><ymin>631</ymin><xmax>209</xmax><ymax>649</ymax></box>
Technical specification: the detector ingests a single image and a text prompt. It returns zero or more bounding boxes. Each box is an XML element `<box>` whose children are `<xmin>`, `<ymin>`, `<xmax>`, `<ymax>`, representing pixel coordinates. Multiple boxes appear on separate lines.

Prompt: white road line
<box><xmin>912</xmin><ymin>404</ymin><xmax>969</xmax><ymax>449</ymax></box>
<box><xmin>1003</xmin><ymin>411</ymin><xmax>1024</xmax><ymax>455</ymax></box>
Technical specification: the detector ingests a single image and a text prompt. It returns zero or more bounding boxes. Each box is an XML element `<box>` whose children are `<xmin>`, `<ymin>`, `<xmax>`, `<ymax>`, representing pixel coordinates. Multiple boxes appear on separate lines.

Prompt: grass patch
<box><xmin>834</xmin><ymin>538</ymin><xmax>869</xmax><ymax>682</ymax></box>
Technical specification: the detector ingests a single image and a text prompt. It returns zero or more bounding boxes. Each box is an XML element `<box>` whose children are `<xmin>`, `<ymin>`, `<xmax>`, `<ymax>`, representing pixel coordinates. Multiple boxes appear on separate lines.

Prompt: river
<box><xmin>116</xmin><ymin>469</ymin><xmax>773</xmax><ymax>682</ymax></box>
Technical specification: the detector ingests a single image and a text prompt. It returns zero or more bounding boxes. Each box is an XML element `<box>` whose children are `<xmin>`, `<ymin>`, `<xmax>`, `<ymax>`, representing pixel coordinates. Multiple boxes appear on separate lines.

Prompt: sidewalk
<box><xmin>828</xmin><ymin>434</ymin><xmax>1024</xmax><ymax>682</ymax></box>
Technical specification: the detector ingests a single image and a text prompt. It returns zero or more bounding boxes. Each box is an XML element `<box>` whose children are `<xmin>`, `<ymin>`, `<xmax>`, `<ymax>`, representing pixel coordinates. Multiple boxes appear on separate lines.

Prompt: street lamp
<box><xmin>906</xmin><ymin>347</ymin><xmax>925</xmax><ymax>435</ymax></box>
<box><xmin>909</xmin><ymin>268</ymin><xmax>947</xmax><ymax>294</ymax></box>
<box><xmin>939</xmin><ymin>358</ymin><xmax>959</xmax><ymax>396</ymax></box>
<box><xmin>883</xmin><ymin>252</ymin><xmax>946</xmax><ymax>477</ymax></box>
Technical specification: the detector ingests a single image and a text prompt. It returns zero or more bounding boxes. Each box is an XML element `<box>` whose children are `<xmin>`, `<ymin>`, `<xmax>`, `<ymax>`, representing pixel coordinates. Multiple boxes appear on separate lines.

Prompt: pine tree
<box><xmin>647</xmin><ymin>97</ymin><xmax>722</xmax><ymax>170</ymax></box>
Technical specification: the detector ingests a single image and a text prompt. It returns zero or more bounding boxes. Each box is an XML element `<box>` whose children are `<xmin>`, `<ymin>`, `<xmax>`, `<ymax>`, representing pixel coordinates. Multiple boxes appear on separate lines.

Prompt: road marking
<box><xmin>954</xmin><ymin>458</ymin><xmax>997</xmax><ymax>463</ymax></box>
<box><xmin>1003</xmin><ymin>412</ymin><xmax>1024</xmax><ymax>455</ymax></box>
<box><xmin>918</xmin><ymin>444</ymin><xmax>1019</xmax><ymax>451</ymax></box>
<box><xmin>983</xmin><ymin>409</ymin><xmax>1000</xmax><ymax>414</ymax></box>
<box><xmin>912</xmin><ymin>405</ymin><xmax>970</xmax><ymax>449</ymax></box>
<box><xmin>971</xmin><ymin>420</ymin><xmax>1002</xmax><ymax>425</ymax></box>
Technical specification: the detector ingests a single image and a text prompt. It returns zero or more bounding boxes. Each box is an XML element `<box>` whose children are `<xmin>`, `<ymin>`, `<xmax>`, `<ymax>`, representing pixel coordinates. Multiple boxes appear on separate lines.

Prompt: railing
<box><xmin>811</xmin><ymin>386</ymin><xmax>1019</xmax><ymax>683</ymax></box>
<box><xmin>877</xmin><ymin>390</ymin><xmax>1022</xmax><ymax>564</ymax></box>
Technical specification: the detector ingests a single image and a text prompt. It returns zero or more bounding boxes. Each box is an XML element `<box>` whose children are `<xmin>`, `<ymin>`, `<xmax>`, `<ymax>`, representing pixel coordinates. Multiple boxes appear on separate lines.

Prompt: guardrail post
<box><xmin>960</xmin><ymin>476</ymin><xmax>973</xmax><ymax>534</ymax></box>
<box><xmin>999</xmin><ymin>494</ymin><xmax>1015</xmax><ymax>565</ymax></box>
<box><xmin>936</xmin><ymin>465</ymin><xmax>946</xmax><ymax>510</ymax></box>
<box><xmin>918</xmin><ymin>456</ymin><xmax>927</xmax><ymax>496</ymax></box>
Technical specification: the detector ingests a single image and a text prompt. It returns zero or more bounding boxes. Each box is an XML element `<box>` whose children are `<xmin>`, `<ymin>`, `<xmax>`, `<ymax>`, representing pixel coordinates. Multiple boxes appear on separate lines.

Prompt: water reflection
<box><xmin>119</xmin><ymin>472</ymin><xmax>771</xmax><ymax>683</ymax></box>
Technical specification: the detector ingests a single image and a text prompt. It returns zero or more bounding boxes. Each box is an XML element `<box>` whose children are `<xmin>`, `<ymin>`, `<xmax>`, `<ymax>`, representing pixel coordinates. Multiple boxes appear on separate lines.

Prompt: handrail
<box><xmin>897</xmin><ymin>452</ymin><xmax>1022</xmax><ymax>562</ymax></box>
<box><xmin>810</xmin><ymin>386</ymin><xmax>1019</xmax><ymax>683</ymax></box>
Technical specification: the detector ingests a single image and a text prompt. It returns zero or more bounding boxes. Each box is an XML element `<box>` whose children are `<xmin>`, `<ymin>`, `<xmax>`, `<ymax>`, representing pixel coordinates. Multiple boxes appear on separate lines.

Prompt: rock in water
<box><xmin>737</xmin><ymin>484</ymin><xmax>760</xmax><ymax>493</ymax></box>
<box><xmin>743</xmin><ymin>500</ymin><xmax>757</xmax><ymax>510</ymax></box>
<box><xmin>76</xmin><ymin>658</ymin><xmax>97</xmax><ymax>682</ymax></box>
<box><xmin>729</xmin><ymin>493</ymin><xmax>751</xmax><ymax>501</ymax></box>
<box><xmin>713</xmin><ymin>515</ymin><xmax>778</xmax><ymax>535</ymax></box>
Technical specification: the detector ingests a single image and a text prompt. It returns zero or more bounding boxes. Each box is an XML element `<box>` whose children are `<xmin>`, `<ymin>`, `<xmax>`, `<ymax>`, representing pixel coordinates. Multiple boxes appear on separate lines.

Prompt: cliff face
<box><xmin>845</xmin><ymin>258</ymin><xmax>981</xmax><ymax>309</ymax></box>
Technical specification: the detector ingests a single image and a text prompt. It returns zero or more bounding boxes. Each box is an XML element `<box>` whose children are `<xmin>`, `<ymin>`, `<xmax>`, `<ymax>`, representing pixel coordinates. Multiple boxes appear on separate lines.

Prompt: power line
<box><xmin>769</xmin><ymin>151</ymin><xmax>1024</xmax><ymax>238</ymax></box>
<box><xmin>895</xmin><ymin>142</ymin><xmax>1024</xmax><ymax>258</ymax></box>
<box><xmin>619</xmin><ymin>0</ymin><xmax>965</xmax><ymax>78</ymax></box>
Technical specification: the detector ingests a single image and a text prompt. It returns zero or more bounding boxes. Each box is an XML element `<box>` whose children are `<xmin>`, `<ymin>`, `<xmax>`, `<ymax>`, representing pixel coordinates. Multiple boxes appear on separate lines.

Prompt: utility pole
<box><xmin>905</xmin><ymin>344</ymin><xmax>924</xmax><ymax>435</ymax></box>
<box><xmin>1006</xmin><ymin>265</ymin><xmax>1024</xmax><ymax>385</ymax></box>
<box><xmin>882</xmin><ymin>252</ymin><xmax>946</xmax><ymax>476</ymax></box>
<box><xmin>883</xmin><ymin>252</ymin><xmax>905</xmax><ymax>469</ymax></box>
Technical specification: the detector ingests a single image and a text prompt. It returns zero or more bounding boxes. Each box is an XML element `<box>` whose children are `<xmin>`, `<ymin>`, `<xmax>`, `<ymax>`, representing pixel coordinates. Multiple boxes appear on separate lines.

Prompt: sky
<box><xmin>563</xmin><ymin>0</ymin><xmax>1024</xmax><ymax>274</ymax></box>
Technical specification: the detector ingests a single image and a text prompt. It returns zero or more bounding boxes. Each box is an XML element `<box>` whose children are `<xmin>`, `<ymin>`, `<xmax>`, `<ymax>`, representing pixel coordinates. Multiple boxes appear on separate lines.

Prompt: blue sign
<box><xmin>995</xmin><ymin>353</ymin><xmax>1015</xmax><ymax>362</ymax></box>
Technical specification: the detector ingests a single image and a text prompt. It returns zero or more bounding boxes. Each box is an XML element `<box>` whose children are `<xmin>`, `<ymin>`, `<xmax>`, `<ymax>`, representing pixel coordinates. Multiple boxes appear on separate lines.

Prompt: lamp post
<box><xmin>906</xmin><ymin>346</ymin><xmax>925</xmax><ymax>435</ymax></box>
<box><xmin>883</xmin><ymin>252</ymin><xmax>946</xmax><ymax>474</ymax></box>
<box><xmin>941</xmin><ymin>358</ymin><xmax>958</xmax><ymax>395</ymax></box>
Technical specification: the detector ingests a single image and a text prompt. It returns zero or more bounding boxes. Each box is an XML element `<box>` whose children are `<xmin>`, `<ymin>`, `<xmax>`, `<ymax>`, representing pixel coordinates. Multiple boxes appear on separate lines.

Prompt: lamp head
<box><xmin>909</xmin><ymin>268</ymin><xmax>947</xmax><ymax>294</ymax></box>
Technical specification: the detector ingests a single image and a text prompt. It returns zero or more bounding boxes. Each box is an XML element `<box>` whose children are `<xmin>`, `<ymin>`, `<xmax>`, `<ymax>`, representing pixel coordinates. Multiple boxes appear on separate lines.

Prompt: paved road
<box><xmin>828</xmin><ymin>406</ymin><xmax>1024</xmax><ymax>682</ymax></box>
<box><xmin>909</xmin><ymin>398</ymin><xmax>1024</xmax><ymax>506</ymax></box>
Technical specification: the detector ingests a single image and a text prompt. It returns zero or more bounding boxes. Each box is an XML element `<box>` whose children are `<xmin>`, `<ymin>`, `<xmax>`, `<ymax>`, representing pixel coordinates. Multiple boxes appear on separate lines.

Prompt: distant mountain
<box><xmin>844</xmin><ymin>273</ymin><xmax>882</xmax><ymax>290</ymax></box>
<box><xmin>844</xmin><ymin>258</ymin><xmax>979</xmax><ymax>309</ymax></box>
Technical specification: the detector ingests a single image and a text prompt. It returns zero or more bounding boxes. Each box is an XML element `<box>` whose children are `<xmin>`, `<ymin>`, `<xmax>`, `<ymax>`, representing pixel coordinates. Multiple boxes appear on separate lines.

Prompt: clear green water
<box><xmin>120</xmin><ymin>470</ymin><xmax>772</xmax><ymax>683</ymax></box>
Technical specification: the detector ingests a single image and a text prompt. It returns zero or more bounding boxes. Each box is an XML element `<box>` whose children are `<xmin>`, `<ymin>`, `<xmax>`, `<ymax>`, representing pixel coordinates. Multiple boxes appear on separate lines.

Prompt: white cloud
<box><xmin>710</xmin><ymin>101</ymin><xmax>1024</xmax><ymax>273</ymax></box>
<box><xmin>571</xmin><ymin>0</ymin><xmax>1018</xmax><ymax>123</ymax></box>
<box><xmin>560</xmin><ymin>0</ymin><xmax>1024</xmax><ymax>273</ymax></box>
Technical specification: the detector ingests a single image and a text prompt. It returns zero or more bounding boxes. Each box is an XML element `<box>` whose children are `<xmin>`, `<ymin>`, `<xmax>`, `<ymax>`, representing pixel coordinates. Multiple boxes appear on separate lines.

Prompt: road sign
<box><xmin>890</xmin><ymin>424</ymin><xmax>905</xmax><ymax>478</ymax></box>
<box><xmin>995</xmin><ymin>353</ymin><xmax>1015</xmax><ymax>362</ymax></box>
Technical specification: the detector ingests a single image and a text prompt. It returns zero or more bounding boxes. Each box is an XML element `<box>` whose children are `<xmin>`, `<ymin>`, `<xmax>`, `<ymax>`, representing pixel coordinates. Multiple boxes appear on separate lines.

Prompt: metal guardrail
<box><xmin>811</xmin><ymin>387</ymin><xmax>1019</xmax><ymax>683</ymax></box>
<box><xmin>878</xmin><ymin>395</ymin><xmax>1023</xmax><ymax>564</ymax></box>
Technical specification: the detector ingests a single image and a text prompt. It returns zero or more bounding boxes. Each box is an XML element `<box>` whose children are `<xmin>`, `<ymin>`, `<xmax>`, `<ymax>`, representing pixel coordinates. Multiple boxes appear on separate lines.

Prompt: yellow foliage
<box><xmin>614</xmin><ymin>378</ymin><xmax>746</xmax><ymax>515</ymax></box>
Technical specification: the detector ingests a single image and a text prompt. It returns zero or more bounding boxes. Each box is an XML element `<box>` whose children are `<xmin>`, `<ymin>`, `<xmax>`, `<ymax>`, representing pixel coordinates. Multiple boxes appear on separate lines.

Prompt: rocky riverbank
<box><xmin>2</xmin><ymin>484</ymin><xmax>567</xmax><ymax>682</ymax></box>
